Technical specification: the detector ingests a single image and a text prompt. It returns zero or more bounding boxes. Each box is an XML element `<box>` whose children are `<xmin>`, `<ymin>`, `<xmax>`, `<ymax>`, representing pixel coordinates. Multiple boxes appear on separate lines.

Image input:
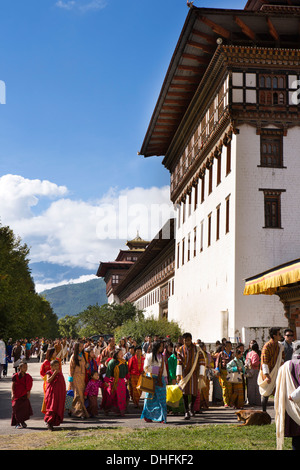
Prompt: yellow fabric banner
<box><xmin>244</xmin><ymin>259</ymin><xmax>300</xmax><ymax>296</ymax></box>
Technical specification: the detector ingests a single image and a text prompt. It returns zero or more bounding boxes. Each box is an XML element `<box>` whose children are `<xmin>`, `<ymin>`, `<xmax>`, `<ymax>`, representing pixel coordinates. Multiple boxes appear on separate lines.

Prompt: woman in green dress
<box><xmin>102</xmin><ymin>349</ymin><xmax>129</xmax><ymax>416</ymax></box>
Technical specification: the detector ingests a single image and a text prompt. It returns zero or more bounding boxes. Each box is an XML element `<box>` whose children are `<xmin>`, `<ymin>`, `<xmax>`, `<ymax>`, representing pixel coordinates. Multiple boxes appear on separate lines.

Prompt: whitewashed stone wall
<box><xmin>168</xmin><ymin>123</ymin><xmax>298</xmax><ymax>342</ymax></box>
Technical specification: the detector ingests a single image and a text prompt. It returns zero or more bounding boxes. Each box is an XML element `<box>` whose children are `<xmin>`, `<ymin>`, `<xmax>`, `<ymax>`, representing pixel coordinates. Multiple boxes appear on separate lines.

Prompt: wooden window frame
<box><xmin>217</xmin><ymin>155</ymin><xmax>221</xmax><ymax>186</ymax></box>
<box><xmin>188</xmin><ymin>192</ymin><xmax>192</xmax><ymax>217</ymax></box>
<box><xmin>201</xmin><ymin>174</ymin><xmax>205</xmax><ymax>203</ymax></box>
<box><xmin>177</xmin><ymin>204</ymin><xmax>181</xmax><ymax>229</ymax></box>
<box><xmin>112</xmin><ymin>274</ymin><xmax>120</xmax><ymax>285</ymax></box>
<box><xmin>259</xmin><ymin>130</ymin><xmax>284</xmax><ymax>169</ymax></box>
<box><xmin>208</xmin><ymin>165</ymin><xmax>213</xmax><ymax>195</ymax></box>
<box><xmin>200</xmin><ymin>220</ymin><xmax>204</xmax><ymax>253</ymax></box>
<box><xmin>194</xmin><ymin>182</ymin><xmax>198</xmax><ymax>211</ymax></box>
<box><xmin>216</xmin><ymin>204</ymin><xmax>221</xmax><ymax>241</ymax></box>
<box><xmin>259</xmin><ymin>74</ymin><xmax>286</xmax><ymax>106</ymax></box>
<box><xmin>226</xmin><ymin>142</ymin><xmax>231</xmax><ymax>176</ymax></box>
<box><xmin>260</xmin><ymin>189</ymin><xmax>285</xmax><ymax>229</ymax></box>
<box><xmin>225</xmin><ymin>195</ymin><xmax>230</xmax><ymax>234</ymax></box>
<box><xmin>208</xmin><ymin>213</ymin><xmax>212</xmax><ymax>247</ymax></box>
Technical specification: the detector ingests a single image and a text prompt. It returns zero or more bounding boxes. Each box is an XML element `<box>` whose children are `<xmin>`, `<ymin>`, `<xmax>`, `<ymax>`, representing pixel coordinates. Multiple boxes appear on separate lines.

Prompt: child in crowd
<box><xmin>11</xmin><ymin>362</ymin><xmax>33</xmax><ymax>429</ymax></box>
<box><xmin>226</xmin><ymin>349</ymin><xmax>245</xmax><ymax>409</ymax></box>
<box><xmin>84</xmin><ymin>370</ymin><xmax>106</xmax><ymax>417</ymax></box>
<box><xmin>85</xmin><ymin>348</ymin><xmax>98</xmax><ymax>384</ymax></box>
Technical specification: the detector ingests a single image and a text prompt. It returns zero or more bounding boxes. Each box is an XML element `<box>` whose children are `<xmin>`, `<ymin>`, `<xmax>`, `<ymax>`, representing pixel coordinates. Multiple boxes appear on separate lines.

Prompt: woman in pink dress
<box><xmin>245</xmin><ymin>342</ymin><xmax>261</xmax><ymax>406</ymax></box>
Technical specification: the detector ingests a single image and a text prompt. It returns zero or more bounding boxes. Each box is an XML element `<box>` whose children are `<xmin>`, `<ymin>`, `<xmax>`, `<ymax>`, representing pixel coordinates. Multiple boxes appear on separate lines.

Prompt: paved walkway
<box><xmin>0</xmin><ymin>357</ymin><xmax>275</xmax><ymax>436</ymax></box>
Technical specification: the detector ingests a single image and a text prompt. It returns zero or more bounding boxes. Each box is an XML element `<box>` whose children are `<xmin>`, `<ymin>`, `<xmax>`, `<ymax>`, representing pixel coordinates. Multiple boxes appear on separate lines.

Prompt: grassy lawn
<box><xmin>0</xmin><ymin>423</ymin><xmax>292</xmax><ymax>450</ymax></box>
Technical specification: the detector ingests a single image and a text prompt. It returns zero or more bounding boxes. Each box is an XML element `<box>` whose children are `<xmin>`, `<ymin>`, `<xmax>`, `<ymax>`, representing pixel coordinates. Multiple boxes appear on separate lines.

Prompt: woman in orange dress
<box><xmin>69</xmin><ymin>341</ymin><xmax>90</xmax><ymax>418</ymax></box>
<box><xmin>128</xmin><ymin>346</ymin><xmax>145</xmax><ymax>408</ymax></box>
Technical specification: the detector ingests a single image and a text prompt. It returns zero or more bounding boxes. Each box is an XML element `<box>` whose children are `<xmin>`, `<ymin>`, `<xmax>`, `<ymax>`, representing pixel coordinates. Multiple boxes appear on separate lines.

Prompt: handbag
<box><xmin>206</xmin><ymin>368</ymin><xmax>215</xmax><ymax>381</ymax></box>
<box><xmin>166</xmin><ymin>384</ymin><xmax>183</xmax><ymax>404</ymax></box>
<box><xmin>13</xmin><ymin>358</ymin><xmax>21</xmax><ymax>369</ymax></box>
<box><xmin>245</xmin><ymin>368</ymin><xmax>254</xmax><ymax>379</ymax></box>
<box><xmin>226</xmin><ymin>357</ymin><xmax>244</xmax><ymax>383</ymax></box>
<box><xmin>65</xmin><ymin>389</ymin><xmax>74</xmax><ymax>410</ymax></box>
<box><xmin>137</xmin><ymin>373</ymin><xmax>155</xmax><ymax>394</ymax></box>
<box><xmin>226</xmin><ymin>371</ymin><xmax>243</xmax><ymax>383</ymax></box>
<box><xmin>244</xmin><ymin>358</ymin><xmax>254</xmax><ymax>378</ymax></box>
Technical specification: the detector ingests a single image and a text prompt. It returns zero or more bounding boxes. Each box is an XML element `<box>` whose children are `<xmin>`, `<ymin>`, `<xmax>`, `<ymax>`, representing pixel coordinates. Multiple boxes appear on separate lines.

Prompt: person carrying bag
<box><xmin>137</xmin><ymin>371</ymin><xmax>155</xmax><ymax>394</ymax></box>
<box><xmin>226</xmin><ymin>349</ymin><xmax>245</xmax><ymax>409</ymax></box>
<box><xmin>140</xmin><ymin>341</ymin><xmax>167</xmax><ymax>423</ymax></box>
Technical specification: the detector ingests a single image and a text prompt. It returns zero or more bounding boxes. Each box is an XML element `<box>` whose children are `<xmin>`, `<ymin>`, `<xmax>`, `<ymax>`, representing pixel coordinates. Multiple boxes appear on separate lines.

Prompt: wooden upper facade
<box><xmin>97</xmin><ymin>234</ymin><xmax>149</xmax><ymax>298</ymax></box>
<box><xmin>139</xmin><ymin>2</ymin><xmax>300</xmax><ymax>203</ymax></box>
<box><xmin>244</xmin><ymin>0</ymin><xmax>300</xmax><ymax>12</ymax></box>
<box><xmin>112</xmin><ymin>219</ymin><xmax>175</xmax><ymax>305</ymax></box>
<box><xmin>97</xmin><ymin>220</ymin><xmax>175</xmax><ymax>307</ymax></box>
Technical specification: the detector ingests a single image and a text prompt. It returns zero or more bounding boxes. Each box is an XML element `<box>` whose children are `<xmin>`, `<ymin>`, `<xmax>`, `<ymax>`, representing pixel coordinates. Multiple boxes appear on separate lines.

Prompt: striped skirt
<box><xmin>129</xmin><ymin>375</ymin><xmax>142</xmax><ymax>406</ymax></box>
<box><xmin>230</xmin><ymin>382</ymin><xmax>245</xmax><ymax>409</ymax></box>
<box><xmin>219</xmin><ymin>369</ymin><xmax>232</xmax><ymax>406</ymax></box>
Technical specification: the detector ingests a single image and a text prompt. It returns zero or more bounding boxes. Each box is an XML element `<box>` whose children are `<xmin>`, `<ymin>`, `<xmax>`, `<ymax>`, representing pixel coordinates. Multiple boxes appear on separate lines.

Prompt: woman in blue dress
<box><xmin>141</xmin><ymin>341</ymin><xmax>168</xmax><ymax>423</ymax></box>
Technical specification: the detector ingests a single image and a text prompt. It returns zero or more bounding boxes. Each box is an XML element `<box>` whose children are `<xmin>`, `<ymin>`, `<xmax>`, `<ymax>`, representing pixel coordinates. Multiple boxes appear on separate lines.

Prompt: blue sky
<box><xmin>0</xmin><ymin>0</ymin><xmax>245</xmax><ymax>290</ymax></box>
<box><xmin>0</xmin><ymin>0</ymin><xmax>187</xmax><ymax>197</ymax></box>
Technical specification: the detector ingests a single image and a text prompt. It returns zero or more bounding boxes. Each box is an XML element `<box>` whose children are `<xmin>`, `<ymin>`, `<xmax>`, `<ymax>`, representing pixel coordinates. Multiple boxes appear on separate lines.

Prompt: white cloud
<box><xmin>55</xmin><ymin>1</ymin><xmax>76</xmax><ymax>10</ymax></box>
<box><xmin>0</xmin><ymin>174</ymin><xmax>68</xmax><ymax>219</ymax></box>
<box><xmin>79</xmin><ymin>0</ymin><xmax>107</xmax><ymax>12</ymax></box>
<box><xmin>55</xmin><ymin>0</ymin><xmax>107</xmax><ymax>12</ymax></box>
<box><xmin>36</xmin><ymin>274</ymin><xmax>98</xmax><ymax>293</ymax></box>
<box><xmin>0</xmin><ymin>174</ymin><xmax>174</xmax><ymax>275</ymax></box>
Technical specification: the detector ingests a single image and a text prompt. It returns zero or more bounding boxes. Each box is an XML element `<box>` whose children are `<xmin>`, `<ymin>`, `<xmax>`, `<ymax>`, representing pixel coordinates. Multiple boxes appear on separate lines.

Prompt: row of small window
<box><xmin>126</xmin><ymin>256</ymin><xmax>138</xmax><ymax>261</ymax></box>
<box><xmin>111</xmin><ymin>274</ymin><xmax>120</xmax><ymax>285</ymax></box>
<box><xmin>138</xmin><ymin>288</ymin><xmax>160</xmax><ymax>309</ymax></box>
<box><xmin>136</xmin><ymin>280</ymin><xmax>175</xmax><ymax>310</ymax></box>
<box><xmin>231</xmin><ymin>73</ymin><xmax>299</xmax><ymax>106</ymax></box>
<box><xmin>177</xmin><ymin>144</ymin><xmax>232</xmax><ymax>228</ymax></box>
<box><xmin>233</xmin><ymin>89</ymin><xmax>289</xmax><ymax>106</ymax></box>
<box><xmin>177</xmin><ymin>196</ymin><xmax>231</xmax><ymax>268</ymax></box>
<box><xmin>232</xmin><ymin>72</ymin><xmax>297</xmax><ymax>90</ymax></box>
<box><xmin>177</xmin><ymin>132</ymin><xmax>283</xmax><ymax>230</ymax></box>
<box><xmin>171</xmin><ymin>78</ymin><xmax>229</xmax><ymax>193</ymax></box>
<box><xmin>176</xmin><ymin>189</ymin><xmax>283</xmax><ymax>268</ymax></box>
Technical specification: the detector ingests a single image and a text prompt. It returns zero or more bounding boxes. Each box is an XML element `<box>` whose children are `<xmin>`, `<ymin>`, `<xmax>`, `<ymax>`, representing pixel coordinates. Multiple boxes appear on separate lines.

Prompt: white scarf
<box><xmin>257</xmin><ymin>343</ymin><xmax>284</xmax><ymax>397</ymax></box>
<box><xmin>178</xmin><ymin>346</ymin><xmax>206</xmax><ymax>391</ymax></box>
<box><xmin>274</xmin><ymin>360</ymin><xmax>300</xmax><ymax>450</ymax></box>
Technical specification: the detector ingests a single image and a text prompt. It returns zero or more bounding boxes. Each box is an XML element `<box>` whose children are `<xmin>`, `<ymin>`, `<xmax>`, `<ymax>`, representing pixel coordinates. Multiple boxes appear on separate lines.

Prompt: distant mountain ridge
<box><xmin>40</xmin><ymin>278</ymin><xmax>107</xmax><ymax>318</ymax></box>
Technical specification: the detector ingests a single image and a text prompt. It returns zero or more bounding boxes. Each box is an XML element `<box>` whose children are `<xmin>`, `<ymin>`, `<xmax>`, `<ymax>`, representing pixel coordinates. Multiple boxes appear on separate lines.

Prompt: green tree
<box><xmin>58</xmin><ymin>315</ymin><xmax>79</xmax><ymax>338</ymax></box>
<box><xmin>0</xmin><ymin>224</ymin><xmax>58</xmax><ymax>340</ymax></box>
<box><xmin>77</xmin><ymin>301</ymin><xmax>144</xmax><ymax>337</ymax></box>
<box><xmin>114</xmin><ymin>316</ymin><xmax>183</xmax><ymax>345</ymax></box>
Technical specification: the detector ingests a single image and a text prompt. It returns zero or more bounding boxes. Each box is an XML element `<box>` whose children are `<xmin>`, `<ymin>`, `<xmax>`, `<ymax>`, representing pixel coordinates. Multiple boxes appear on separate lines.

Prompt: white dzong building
<box><xmin>139</xmin><ymin>0</ymin><xmax>300</xmax><ymax>344</ymax></box>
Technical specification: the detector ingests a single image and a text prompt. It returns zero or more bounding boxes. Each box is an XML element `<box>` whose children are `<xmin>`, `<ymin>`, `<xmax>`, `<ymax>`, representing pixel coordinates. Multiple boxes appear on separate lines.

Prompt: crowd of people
<box><xmin>1</xmin><ymin>327</ymin><xmax>300</xmax><ymax>449</ymax></box>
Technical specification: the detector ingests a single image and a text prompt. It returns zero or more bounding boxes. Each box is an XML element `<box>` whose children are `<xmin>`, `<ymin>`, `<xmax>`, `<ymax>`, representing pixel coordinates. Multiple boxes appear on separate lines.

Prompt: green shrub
<box><xmin>114</xmin><ymin>315</ymin><xmax>183</xmax><ymax>345</ymax></box>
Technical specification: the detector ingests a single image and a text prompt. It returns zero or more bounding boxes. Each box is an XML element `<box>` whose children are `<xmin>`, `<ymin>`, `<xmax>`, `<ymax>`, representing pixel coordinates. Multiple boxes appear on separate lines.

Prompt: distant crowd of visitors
<box><xmin>1</xmin><ymin>327</ymin><xmax>300</xmax><ymax>449</ymax></box>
